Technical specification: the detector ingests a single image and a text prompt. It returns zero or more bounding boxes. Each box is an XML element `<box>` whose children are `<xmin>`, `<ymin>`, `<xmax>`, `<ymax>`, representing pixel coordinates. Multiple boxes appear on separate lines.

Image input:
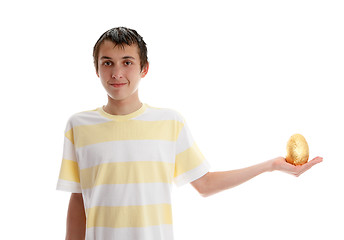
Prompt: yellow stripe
<box><xmin>174</xmin><ymin>142</ymin><xmax>205</xmax><ymax>178</ymax></box>
<box><xmin>80</xmin><ymin>161</ymin><xmax>174</xmax><ymax>189</ymax></box>
<box><xmin>73</xmin><ymin>120</ymin><xmax>184</xmax><ymax>148</ymax></box>
<box><xmin>65</xmin><ymin>129</ymin><xmax>74</xmax><ymax>144</ymax></box>
<box><xmin>86</xmin><ymin>204</ymin><xmax>172</xmax><ymax>228</ymax></box>
<box><xmin>58</xmin><ymin>159</ymin><xmax>80</xmax><ymax>183</ymax></box>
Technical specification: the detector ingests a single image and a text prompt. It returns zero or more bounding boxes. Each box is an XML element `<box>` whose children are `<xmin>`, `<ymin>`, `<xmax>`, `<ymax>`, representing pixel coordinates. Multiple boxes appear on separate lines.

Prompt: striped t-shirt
<box><xmin>56</xmin><ymin>103</ymin><xmax>210</xmax><ymax>240</ymax></box>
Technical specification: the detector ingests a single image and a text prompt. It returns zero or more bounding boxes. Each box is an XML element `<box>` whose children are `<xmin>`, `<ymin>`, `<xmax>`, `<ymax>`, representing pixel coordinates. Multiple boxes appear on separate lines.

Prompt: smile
<box><xmin>110</xmin><ymin>83</ymin><xmax>127</xmax><ymax>88</ymax></box>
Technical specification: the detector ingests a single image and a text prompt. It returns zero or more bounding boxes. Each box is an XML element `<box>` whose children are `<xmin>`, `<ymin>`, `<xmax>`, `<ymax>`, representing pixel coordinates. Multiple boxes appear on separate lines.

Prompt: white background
<box><xmin>1</xmin><ymin>0</ymin><xmax>343</xmax><ymax>239</ymax></box>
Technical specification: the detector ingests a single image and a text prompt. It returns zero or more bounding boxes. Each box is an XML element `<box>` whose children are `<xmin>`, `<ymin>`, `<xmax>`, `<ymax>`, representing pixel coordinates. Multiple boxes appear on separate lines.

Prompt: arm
<box><xmin>66</xmin><ymin>193</ymin><xmax>86</xmax><ymax>240</ymax></box>
<box><xmin>191</xmin><ymin>156</ymin><xmax>323</xmax><ymax>197</ymax></box>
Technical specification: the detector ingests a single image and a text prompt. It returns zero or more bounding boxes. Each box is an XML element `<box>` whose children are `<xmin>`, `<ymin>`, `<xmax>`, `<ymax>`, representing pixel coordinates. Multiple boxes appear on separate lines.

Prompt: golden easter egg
<box><xmin>286</xmin><ymin>134</ymin><xmax>309</xmax><ymax>165</ymax></box>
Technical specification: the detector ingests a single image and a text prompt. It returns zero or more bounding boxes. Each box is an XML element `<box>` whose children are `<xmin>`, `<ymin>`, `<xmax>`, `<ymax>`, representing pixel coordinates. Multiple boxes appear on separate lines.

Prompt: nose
<box><xmin>111</xmin><ymin>66</ymin><xmax>123</xmax><ymax>79</ymax></box>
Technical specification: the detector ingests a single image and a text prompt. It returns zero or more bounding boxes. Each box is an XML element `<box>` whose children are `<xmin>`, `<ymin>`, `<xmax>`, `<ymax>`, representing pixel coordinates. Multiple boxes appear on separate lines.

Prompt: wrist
<box><xmin>269</xmin><ymin>156</ymin><xmax>286</xmax><ymax>172</ymax></box>
<box><xmin>266</xmin><ymin>158</ymin><xmax>277</xmax><ymax>172</ymax></box>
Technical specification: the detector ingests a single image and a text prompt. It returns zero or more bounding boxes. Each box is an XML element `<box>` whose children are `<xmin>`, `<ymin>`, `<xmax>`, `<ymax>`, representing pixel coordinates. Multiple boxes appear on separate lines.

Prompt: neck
<box><xmin>104</xmin><ymin>96</ymin><xmax>142</xmax><ymax>115</ymax></box>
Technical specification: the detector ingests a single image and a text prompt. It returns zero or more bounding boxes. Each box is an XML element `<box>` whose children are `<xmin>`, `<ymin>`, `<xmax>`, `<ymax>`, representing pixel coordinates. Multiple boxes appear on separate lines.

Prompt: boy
<box><xmin>56</xmin><ymin>27</ymin><xmax>322</xmax><ymax>240</ymax></box>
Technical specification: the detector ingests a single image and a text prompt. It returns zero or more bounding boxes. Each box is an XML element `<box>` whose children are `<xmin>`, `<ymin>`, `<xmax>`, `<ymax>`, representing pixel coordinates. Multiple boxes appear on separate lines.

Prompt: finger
<box><xmin>306</xmin><ymin>157</ymin><xmax>323</xmax><ymax>168</ymax></box>
<box><xmin>310</xmin><ymin>156</ymin><xmax>323</xmax><ymax>163</ymax></box>
<box><xmin>296</xmin><ymin>157</ymin><xmax>323</xmax><ymax>176</ymax></box>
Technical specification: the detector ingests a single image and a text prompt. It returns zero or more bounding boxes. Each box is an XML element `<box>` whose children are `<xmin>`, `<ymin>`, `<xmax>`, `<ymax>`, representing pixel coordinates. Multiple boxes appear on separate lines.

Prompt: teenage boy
<box><xmin>57</xmin><ymin>27</ymin><xmax>323</xmax><ymax>240</ymax></box>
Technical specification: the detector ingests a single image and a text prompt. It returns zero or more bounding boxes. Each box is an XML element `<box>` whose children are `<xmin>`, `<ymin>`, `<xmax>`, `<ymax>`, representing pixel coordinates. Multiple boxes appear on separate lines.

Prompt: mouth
<box><xmin>110</xmin><ymin>83</ymin><xmax>127</xmax><ymax>88</ymax></box>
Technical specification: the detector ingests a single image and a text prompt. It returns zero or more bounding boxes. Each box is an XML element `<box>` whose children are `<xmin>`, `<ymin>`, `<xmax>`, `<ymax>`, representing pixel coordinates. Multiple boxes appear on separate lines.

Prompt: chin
<box><xmin>107</xmin><ymin>94</ymin><xmax>128</xmax><ymax>101</ymax></box>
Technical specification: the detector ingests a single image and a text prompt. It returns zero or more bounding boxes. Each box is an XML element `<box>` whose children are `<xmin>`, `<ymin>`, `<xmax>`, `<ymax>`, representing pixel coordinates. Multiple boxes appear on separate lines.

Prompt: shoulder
<box><xmin>144</xmin><ymin>104</ymin><xmax>186</xmax><ymax>123</ymax></box>
<box><xmin>65</xmin><ymin>107</ymin><xmax>104</xmax><ymax>130</ymax></box>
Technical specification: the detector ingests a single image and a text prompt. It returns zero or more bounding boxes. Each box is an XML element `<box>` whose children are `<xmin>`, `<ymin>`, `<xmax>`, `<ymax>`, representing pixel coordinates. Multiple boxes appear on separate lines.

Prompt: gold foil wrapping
<box><xmin>286</xmin><ymin>134</ymin><xmax>309</xmax><ymax>165</ymax></box>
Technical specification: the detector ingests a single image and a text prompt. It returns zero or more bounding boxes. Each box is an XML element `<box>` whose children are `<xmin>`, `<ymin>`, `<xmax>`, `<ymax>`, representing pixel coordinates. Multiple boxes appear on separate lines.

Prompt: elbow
<box><xmin>200</xmin><ymin>191</ymin><xmax>212</xmax><ymax>198</ymax></box>
<box><xmin>199</xmin><ymin>185</ymin><xmax>216</xmax><ymax>198</ymax></box>
<box><xmin>193</xmin><ymin>173</ymin><xmax>214</xmax><ymax>198</ymax></box>
<box><xmin>194</xmin><ymin>186</ymin><xmax>209</xmax><ymax>197</ymax></box>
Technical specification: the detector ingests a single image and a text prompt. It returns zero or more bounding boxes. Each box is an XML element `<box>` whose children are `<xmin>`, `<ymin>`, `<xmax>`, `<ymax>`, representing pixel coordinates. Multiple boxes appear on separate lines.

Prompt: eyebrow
<box><xmin>100</xmin><ymin>56</ymin><xmax>135</xmax><ymax>60</ymax></box>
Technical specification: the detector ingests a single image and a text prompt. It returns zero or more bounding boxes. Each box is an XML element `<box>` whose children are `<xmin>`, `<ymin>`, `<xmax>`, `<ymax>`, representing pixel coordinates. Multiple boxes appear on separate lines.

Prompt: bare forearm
<box><xmin>66</xmin><ymin>193</ymin><xmax>86</xmax><ymax>240</ymax></box>
<box><xmin>192</xmin><ymin>156</ymin><xmax>322</xmax><ymax>197</ymax></box>
<box><xmin>202</xmin><ymin>159</ymin><xmax>274</xmax><ymax>197</ymax></box>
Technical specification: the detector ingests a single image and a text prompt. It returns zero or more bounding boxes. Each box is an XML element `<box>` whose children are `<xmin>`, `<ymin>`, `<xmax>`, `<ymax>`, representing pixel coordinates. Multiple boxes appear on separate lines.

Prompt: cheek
<box><xmin>98</xmin><ymin>68</ymin><xmax>110</xmax><ymax>78</ymax></box>
<box><xmin>124</xmin><ymin>70</ymin><xmax>138</xmax><ymax>81</ymax></box>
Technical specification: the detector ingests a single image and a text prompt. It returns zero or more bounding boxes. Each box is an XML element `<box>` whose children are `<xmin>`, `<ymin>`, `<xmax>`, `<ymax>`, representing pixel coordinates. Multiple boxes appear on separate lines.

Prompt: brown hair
<box><xmin>93</xmin><ymin>27</ymin><xmax>148</xmax><ymax>73</ymax></box>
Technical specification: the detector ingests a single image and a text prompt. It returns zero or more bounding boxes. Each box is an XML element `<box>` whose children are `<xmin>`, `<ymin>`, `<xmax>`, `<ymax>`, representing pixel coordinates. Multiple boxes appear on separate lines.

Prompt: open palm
<box><xmin>273</xmin><ymin>156</ymin><xmax>323</xmax><ymax>177</ymax></box>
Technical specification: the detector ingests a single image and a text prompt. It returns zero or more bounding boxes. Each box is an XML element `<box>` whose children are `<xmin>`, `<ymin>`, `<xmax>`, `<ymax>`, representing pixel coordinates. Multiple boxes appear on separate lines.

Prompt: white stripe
<box><xmin>62</xmin><ymin>136</ymin><xmax>77</xmax><ymax>161</ymax></box>
<box><xmin>66</xmin><ymin>110</ymin><xmax>111</xmax><ymax>132</ymax></box>
<box><xmin>135</xmin><ymin>106</ymin><xmax>184</xmax><ymax>122</ymax></box>
<box><xmin>86</xmin><ymin>225</ymin><xmax>174</xmax><ymax>240</ymax></box>
<box><xmin>83</xmin><ymin>183</ymin><xmax>172</xmax><ymax>208</ymax></box>
<box><xmin>56</xmin><ymin>179</ymin><xmax>82</xmax><ymax>193</ymax></box>
<box><xmin>174</xmin><ymin>160</ymin><xmax>211</xmax><ymax>187</ymax></box>
<box><xmin>77</xmin><ymin>140</ymin><xmax>175</xmax><ymax>169</ymax></box>
<box><xmin>175</xmin><ymin>122</ymin><xmax>194</xmax><ymax>154</ymax></box>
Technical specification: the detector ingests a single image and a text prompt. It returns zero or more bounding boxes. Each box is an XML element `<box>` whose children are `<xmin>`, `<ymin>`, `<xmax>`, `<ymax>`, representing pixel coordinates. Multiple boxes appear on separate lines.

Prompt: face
<box><xmin>96</xmin><ymin>40</ymin><xmax>148</xmax><ymax>103</ymax></box>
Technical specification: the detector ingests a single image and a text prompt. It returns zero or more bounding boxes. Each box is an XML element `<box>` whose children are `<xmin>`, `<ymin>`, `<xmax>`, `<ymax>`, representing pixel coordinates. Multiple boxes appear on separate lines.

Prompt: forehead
<box><xmin>98</xmin><ymin>40</ymin><xmax>140</xmax><ymax>59</ymax></box>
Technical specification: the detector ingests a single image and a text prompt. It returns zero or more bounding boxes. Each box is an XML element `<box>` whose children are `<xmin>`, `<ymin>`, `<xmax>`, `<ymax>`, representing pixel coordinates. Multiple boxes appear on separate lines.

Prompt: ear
<box><xmin>96</xmin><ymin>70</ymin><xmax>99</xmax><ymax>78</ymax></box>
<box><xmin>140</xmin><ymin>62</ymin><xmax>149</xmax><ymax>78</ymax></box>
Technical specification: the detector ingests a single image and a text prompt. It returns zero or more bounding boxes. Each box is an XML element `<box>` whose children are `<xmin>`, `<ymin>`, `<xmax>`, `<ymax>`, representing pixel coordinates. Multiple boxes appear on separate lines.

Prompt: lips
<box><xmin>110</xmin><ymin>83</ymin><xmax>127</xmax><ymax>88</ymax></box>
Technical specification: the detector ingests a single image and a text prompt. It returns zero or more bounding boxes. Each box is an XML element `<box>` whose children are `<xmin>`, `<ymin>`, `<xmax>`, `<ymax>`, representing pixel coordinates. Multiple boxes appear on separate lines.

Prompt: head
<box><xmin>94</xmin><ymin>27</ymin><xmax>149</xmax><ymax>104</ymax></box>
<box><xmin>93</xmin><ymin>27</ymin><xmax>148</xmax><ymax>74</ymax></box>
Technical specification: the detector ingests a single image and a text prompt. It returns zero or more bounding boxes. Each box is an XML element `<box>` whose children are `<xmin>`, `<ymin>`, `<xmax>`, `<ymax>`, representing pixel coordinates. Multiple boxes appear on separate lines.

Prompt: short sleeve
<box><xmin>56</xmin><ymin>118</ymin><xmax>82</xmax><ymax>193</ymax></box>
<box><xmin>173</xmin><ymin>116</ymin><xmax>210</xmax><ymax>187</ymax></box>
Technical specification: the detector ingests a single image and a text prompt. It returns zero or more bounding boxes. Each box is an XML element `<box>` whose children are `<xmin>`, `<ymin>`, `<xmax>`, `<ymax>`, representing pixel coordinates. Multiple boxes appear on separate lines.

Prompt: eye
<box><xmin>124</xmin><ymin>61</ymin><xmax>132</xmax><ymax>66</ymax></box>
<box><xmin>103</xmin><ymin>61</ymin><xmax>112</xmax><ymax>66</ymax></box>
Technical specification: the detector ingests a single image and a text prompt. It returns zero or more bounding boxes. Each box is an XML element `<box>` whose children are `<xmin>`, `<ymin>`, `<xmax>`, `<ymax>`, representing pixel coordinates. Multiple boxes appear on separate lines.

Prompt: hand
<box><xmin>271</xmin><ymin>156</ymin><xmax>323</xmax><ymax>177</ymax></box>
